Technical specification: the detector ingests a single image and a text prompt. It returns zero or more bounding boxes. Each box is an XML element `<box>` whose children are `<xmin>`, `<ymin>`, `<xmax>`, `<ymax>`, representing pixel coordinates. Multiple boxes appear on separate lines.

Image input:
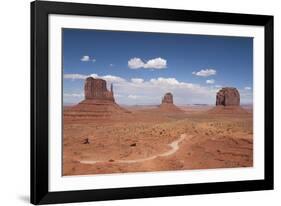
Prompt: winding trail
<box><xmin>80</xmin><ymin>133</ymin><xmax>192</xmax><ymax>165</ymax></box>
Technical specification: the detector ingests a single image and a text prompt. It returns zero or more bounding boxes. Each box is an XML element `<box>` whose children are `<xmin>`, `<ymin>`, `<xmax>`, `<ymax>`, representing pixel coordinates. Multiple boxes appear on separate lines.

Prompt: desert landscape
<box><xmin>63</xmin><ymin>77</ymin><xmax>253</xmax><ymax>176</ymax></box>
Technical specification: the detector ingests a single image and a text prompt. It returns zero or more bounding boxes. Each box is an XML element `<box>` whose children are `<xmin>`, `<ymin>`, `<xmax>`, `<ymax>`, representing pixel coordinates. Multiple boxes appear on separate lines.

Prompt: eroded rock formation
<box><xmin>64</xmin><ymin>77</ymin><xmax>130</xmax><ymax>121</ymax></box>
<box><xmin>159</xmin><ymin>92</ymin><xmax>182</xmax><ymax>112</ymax></box>
<box><xmin>84</xmin><ymin>77</ymin><xmax>114</xmax><ymax>102</ymax></box>
<box><xmin>216</xmin><ymin>87</ymin><xmax>240</xmax><ymax>106</ymax></box>
<box><xmin>162</xmin><ymin>92</ymin><xmax>173</xmax><ymax>104</ymax></box>
<box><xmin>207</xmin><ymin>87</ymin><xmax>247</xmax><ymax>114</ymax></box>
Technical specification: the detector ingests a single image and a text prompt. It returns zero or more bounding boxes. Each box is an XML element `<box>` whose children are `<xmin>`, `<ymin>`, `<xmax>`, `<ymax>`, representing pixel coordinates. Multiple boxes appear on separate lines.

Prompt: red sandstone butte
<box><xmin>64</xmin><ymin>77</ymin><xmax>129</xmax><ymax>120</ymax></box>
<box><xmin>216</xmin><ymin>87</ymin><xmax>240</xmax><ymax>106</ymax></box>
<box><xmin>159</xmin><ymin>92</ymin><xmax>182</xmax><ymax>112</ymax></box>
<box><xmin>80</xmin><ymin>77</ymin><xmax>115</xmax><ymax>104</ymax></box>
<box><xmin>162</xmin><ymin>92</ymin><xmax>174</xmax><ymax>104</ymax></box>
<box><xmin>208</xmin><ymin>87</ymin><xmax>248</xmax><ymax>114</ymax></box>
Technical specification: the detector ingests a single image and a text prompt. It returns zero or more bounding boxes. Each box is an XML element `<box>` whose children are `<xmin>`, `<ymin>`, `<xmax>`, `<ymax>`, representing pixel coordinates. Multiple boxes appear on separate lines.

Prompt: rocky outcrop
<box><xmin>159</xmin><ymin>92</ymin><xmax>182</xmax><ymax>113</ymax></box>
<box><xmin>208</xmin><ymin>87</ymin><xmax>248</xmax><ymax>114</ymax></box>
<box><xmin>162</xmin><ymin>92</ymin><xmax>173</xmax><ymax>104</ymax></box>
<box><xmin>64</xmin><ymin>77</ymin><xmax>130</xmax><ymax>121</ymax></box>
<box><xmin>216</xmin><ymin>87</ymin><xmax>240</xmax><ymax>106</ymax></box>
<box><xmin>84</xmin><ymin>77</ymin><xmax>114</xmax><ymax>102</ymax></box>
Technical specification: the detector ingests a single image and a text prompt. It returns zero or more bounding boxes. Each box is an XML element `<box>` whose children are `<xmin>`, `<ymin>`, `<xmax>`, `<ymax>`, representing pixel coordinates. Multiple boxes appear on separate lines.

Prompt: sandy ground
<box><xmin>63</xmin><ymin>106</ymin><xmax>253</xmax><ymax>176</ymax></box>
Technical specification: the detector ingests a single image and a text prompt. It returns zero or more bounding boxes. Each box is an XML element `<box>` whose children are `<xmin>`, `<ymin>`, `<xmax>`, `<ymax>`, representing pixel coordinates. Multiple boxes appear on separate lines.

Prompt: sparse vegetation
<box><xmin>63</xmin><ymin>106</ymin><xmax>253</xmax><ymax>176</ymax></box>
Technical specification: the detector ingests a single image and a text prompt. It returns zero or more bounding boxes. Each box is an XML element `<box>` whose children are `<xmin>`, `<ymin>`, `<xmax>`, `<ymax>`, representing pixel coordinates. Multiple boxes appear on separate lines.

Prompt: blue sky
<box><xmin>63</xmin><ymin>28</ymin><xmax>253</xmax><ymax>105</ymax></box>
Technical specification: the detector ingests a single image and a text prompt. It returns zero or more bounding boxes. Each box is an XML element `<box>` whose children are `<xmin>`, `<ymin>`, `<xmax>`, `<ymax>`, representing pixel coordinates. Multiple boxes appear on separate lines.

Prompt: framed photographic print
<box><xmin>31</xmin><ymin>0</ymin><xmax>274</xmax><ymax>204</ymax></box>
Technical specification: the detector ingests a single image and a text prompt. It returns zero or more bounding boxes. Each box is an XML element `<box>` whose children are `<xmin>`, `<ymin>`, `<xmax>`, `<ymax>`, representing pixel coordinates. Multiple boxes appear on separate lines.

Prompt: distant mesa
<box><xmin>216</xmin><ymin>87</ymin><xmax>240</xmax><ymax>106</ymax></box>
<box><xmin>159</xmin><ymin>92</ymin><xmax>182</xmax><ymax>112</ymax></box>
<box><xmin>64</xmin><ymin>77</ymin><xmax>129</xmax><ymax>121</ymax></box>
<box><xmin>162</xmin><ymin>92</ymin><xmax>173</xmax><ymax>104</ymax></box>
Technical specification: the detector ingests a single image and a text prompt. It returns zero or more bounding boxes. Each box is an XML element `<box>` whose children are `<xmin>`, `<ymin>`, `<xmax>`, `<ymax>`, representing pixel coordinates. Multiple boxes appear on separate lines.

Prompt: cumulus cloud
<box><xmin>145</xmin><ymin>58</ymin><xmax>167</xmax><ymax>69</ymax></box>
<box><xmin>149</xmin><ymin>77</ymin><xmax>196</xmax><ymax>89</ymax></box>
<box><xmin>240</xmin><ymin>87</ymin><xmax>253</xmax><ymax>104</ymax></box>
<box><xmin>64</xmin><ymin>74</ymin><xmax>213</xmax><ymax>104</ymax></box>
<box><xmin>127</xmin><ymin>94</ymin><xmax>158</xmax><ymax>102</ymax></box>
<box><xmin>64</xmin><ymin>74</ymin><xmax>87</xmax><ymax>80</ymax></box>
<box><xmin>131</xmin><ymin>78</ymin><xmax>144</xmax><ymax>83</ymax></box>
<box><xmin>92</xmin><ymin>74</ymin><xmax>125</xmax><ymax>83</ymax></box>
<box><xmin>128</xmin><ymin>58</ymin><xmax>143</xmax><ymax>69</ymax></box>
<box><xmin>64</xmin><ymin>73</ymin><xmax>125</xmax><ymax>83</ymax></box>
<box><xmin>117</xmin><ymin>77</ymin><xmax>214</xmax><ymax>105</ymax></box>
<box><xmin>80</xmin><ymin>55</ymin><xmax>90</xmax><ymax>62</ymax></box>
<box><xmin>63</xmin><ymin>93</ymin><xmax>84</xmax><ymax>97</ymax></box>
<box><xmin>80</xmin><ymin>55</ymin><xmax>96</xmax><ymax>62</ymax></box>
<box><xmin>128</xmin><ymin>57</ymin><xmax>167</xmax><ymax>69</ymax></box>
<box><xmin>206</xmin><ymin>79</ymin><xmax>215</xmax><ymax>84</ymax></box>
<box><xmin>192</xmin><ymin>69</ymin><xmax>216</xmax><ymax>77</ymax></box>
<box><xmin>64</xmin><ymin>73</ymin><xmax>252</xmax><ymax>105</ymax></box>
<box><xmin>150</xmin><ymin>77</ymin><xmax>179</xmax><ymax>85</ymax></box>
<box><xmin>128</xmin><ymin>95</ymin><xmax>139</xmax><ymax>99</ymax></box>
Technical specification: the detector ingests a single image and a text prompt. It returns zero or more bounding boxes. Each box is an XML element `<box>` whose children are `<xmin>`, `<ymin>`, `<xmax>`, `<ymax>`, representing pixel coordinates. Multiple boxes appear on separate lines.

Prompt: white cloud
<box><xmin>215</xmin><ymin>85</ymin><xmax>222</xmax><ymax>88</ymax></box>
<box><xmin>206</xmin><ymin>79</ymin><xmax>215</xmax><ymax>84</ymax></box>
<box><xmin>80</xmin><ymin>55</ymin><xmax>90</xmax><ymax>62</ymax></box>
<box><xmin>145</xmin><ymin>58</ymin><xmax>167</xmax><ymax>69</ymax></box>
<box><xmin>114</xmin><ymin>94</ymin><xmax>123</xmax><ymax>98</ymax></box>
<box><xmin>131</xmin><ymin>78</ymin><xmax>144</xmax><ymax>83</ymax></box>
<box><xmin>64</xmin><ymin>93</ymin><xmax>84</xmax><ymax>97</ymax></box>
<box><xmin>192</xmin><ymin>69</ymin><xmax>216</xmax><ymax>77</ymax></box>
<box><xmin>127</xmin><ymin>94</ymin><xmax>158</xmax><ymax>102</ymax></box>
<box><xmin>240</xmin><ymin>88</ymin><xmax>253</xmax><ymax>104</ymax></box>
<box><xmin>128</xmin><ymin>95</ymin><xmax>139</xmax><ymax>99</ymax></box>
<box><xmin>64</xmin><ymin>74</ymin><xmax>87</xmax><ymax>80</ymax></box>
<box><xmin>109</xmin><ymin>64</ymin><xmax>114</xmax><ymax>67</ymax></box>
<box><xmin>149</xmin><ymin>77</ymin><xmax>196</xmax><ymax>89</ymax></box>
<box><xmin>128</xmin><ymin>57</ymin><xmax>167</xmax><ymax>69</ymax></box>
<box><xmin>64</xmin><ymin>73</ymin><xmax>125</xmax><ymax>83</ymax></box>
<box><xmin>115</xmin><ymin>77</ymin><xmax>214</xmax><ymax>105</ymax></box>
<box><xmin>64</xmin><ymin>73</ymin><xmax>252</xmax><ymax>105</ymax></box>
<box><xmin>91</xmin><ymin>74</ymin><xmax>125</xmax><ymax>83</ymax></box>
<box><xmin>128</xmin><ymin>58</ymin><xmax>144</xmax><ymax>69</ymax></box>
<box><xmin>150</xmin><ymin>77</ymin><xmax>180</xmax><ymax>85</ymax></box>
<box><xmin>80</xmin><ymin>55</ymin><xmax>96</xmax><ymax>62</ymax></box>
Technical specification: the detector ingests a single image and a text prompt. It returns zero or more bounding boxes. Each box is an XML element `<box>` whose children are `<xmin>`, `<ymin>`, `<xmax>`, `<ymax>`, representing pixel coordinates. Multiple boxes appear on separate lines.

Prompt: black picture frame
<box><xmin>31</xmin><ymin>0</ymin><xmax>274</xmax><ymax>204</ymax></box>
